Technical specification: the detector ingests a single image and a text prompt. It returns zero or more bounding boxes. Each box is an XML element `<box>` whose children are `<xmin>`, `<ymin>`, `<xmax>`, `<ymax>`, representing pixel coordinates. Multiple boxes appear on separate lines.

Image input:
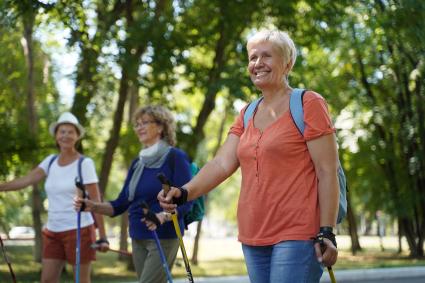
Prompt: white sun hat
<box><xmin>49</xmin><ymin>112</ymin><xmax>85</xmax><ymax>138</ymax></box>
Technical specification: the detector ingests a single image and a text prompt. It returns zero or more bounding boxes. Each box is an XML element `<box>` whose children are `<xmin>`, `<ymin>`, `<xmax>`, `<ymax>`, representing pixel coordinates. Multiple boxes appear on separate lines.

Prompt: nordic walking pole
<box><xmin>75</xmin><ymin>177</ymin><xmax>86</xmax><ymax>283</ymax></box>
<box><xmin>157</xmin><ymin>173</ymin><xmax>194</xmax><ymax>283</ymax></box>
<box><xmin>0</xmin><ymin>234</ymin><xmax>17</xmax><ymax>283</ymax></box>
<box><xmin>327</xmin><ymin>267</ymin><xmax>337</xmax><ymax>283</ymax></box>
<box><xmin>140</xmin><ymin>202</ymin><xmax>173</xmax><ymax>283</ymax></box>
<box><xmin>90</xmin><ymin>243</ymin><xmax>133</xmax><ymax>257</ymax></box>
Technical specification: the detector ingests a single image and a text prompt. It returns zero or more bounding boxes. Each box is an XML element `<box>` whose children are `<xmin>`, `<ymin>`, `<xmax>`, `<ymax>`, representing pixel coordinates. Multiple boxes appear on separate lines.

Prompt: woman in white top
<box><xmin>0</xmin><ymin>112</ymin><xmax>109</xmax><ymax>283</ymax></box>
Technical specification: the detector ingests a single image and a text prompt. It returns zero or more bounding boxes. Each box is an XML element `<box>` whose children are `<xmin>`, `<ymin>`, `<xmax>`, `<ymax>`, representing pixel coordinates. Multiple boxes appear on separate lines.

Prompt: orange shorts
<box><xmin>42</xmin><ymin>225</ymin><xmax>96</xmax><ymax>265</ymax></box>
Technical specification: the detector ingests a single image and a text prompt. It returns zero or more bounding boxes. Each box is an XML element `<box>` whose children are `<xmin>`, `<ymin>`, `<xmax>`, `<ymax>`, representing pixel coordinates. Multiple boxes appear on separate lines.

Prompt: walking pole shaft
<box><xmin>152</xmin><ymin>231</ymin><xmax>174</xmax><ymax>283</ymax></box>
<box><xmin>91</xmin><ymin>244</ymin><xmax>133</xmax><ymax>257</ymax></box>
<box><xmin>76</xmin><ymin>211</ymin><xmax>81</xmax><ymax>283</ymax></box>
<box><xmin>0</xmin><ymin>235</ymin><xmax>17</xmax><ymax>283</ymax></box>
<box><xmin>141</xmin><ymin>202</ymin><xmax>174</xmax><ymax>283</ymax></box>
<box><xmin>328</xmin><ymin>266</ymin><xmax>337</xmax><ymax>283</ymax></box>
<box><xmin>157</xmin><ymin>173</ymin><xmax>194</xmax><ymax>283</ymax></box>
<box><xmin>75</xmin><ymin>177</ymin><xmax>86</xmax><ymax>283</ymax></box>
<box><xmin>171</xmin><ymin>213</ymin><xmax>194</xmax><ymax>283</ymax></box>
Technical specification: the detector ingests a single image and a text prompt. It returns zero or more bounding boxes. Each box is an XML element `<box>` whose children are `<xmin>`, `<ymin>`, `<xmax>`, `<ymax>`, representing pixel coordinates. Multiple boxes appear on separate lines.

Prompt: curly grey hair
<box><xmin>133</xmin><ymin>105</ymin><xmax>176</xmax><ymax>146</ymax></box>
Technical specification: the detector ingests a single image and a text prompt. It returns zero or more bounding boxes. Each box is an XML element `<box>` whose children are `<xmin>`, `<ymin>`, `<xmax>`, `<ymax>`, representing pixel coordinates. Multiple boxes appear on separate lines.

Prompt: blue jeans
<box><xmin>242</xmin><ymin>240</ymin><xmax>323</xmax><ymax>283</ymax></box>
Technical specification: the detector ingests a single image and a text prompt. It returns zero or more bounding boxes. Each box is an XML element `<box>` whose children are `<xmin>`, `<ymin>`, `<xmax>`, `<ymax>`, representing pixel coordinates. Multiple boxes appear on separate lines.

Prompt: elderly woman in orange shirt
<box><xmin>158</xmin><ymin>29</ymin><xmax>339</xmax><ymax>283</ymax></box>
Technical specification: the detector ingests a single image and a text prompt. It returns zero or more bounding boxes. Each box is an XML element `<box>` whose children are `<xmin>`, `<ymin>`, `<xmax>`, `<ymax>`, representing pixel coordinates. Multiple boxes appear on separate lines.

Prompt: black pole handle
<box><xmin>140</xmin><ymin>201</ymin><xmax>161</xmax><ymax>227</ymax></box>
<box><xmin>157</xmin><ymin>173</ymin><xmax>171</xmax><ymax>195</ymax></box>
<box><xmin>75</xmin><ymin>177</ymin><xmax>87</xmax><ymax>211</ymax></box>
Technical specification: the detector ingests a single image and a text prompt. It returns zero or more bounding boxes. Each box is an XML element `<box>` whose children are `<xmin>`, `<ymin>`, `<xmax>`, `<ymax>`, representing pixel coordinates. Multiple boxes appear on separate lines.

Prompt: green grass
<box><xmin>1</xmin><ymin>245</ymin><xmax>425</xmax><ymax>282</ymax></box>
<box><xmin>335</xmin><ymin>249</ymin><xmax>425</xmax><ymax>270</ymax></box>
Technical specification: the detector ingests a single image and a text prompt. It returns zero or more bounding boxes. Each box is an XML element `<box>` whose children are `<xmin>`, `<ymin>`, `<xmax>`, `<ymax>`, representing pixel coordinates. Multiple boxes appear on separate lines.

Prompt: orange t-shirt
<box><xmin>229</xmin><ymin>91</ymin><xmax>335</xmax><ymax>246</ymax></box>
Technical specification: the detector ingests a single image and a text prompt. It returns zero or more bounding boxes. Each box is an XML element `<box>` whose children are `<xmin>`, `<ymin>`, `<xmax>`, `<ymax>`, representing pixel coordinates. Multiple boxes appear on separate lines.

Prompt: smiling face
<box><xmin>133</xmin><ymin>114</ymin><xmax>162</xmax><ymax>147</ymax></box>
<box><xmin>247</xmin><ymin>41</ymin><xmax>288</xmax><ymax>91</ymax></box>
<box><xmin>55</xmin><ymin>123</ymin><xmax>80</xmax><ymax>150</ymax></box>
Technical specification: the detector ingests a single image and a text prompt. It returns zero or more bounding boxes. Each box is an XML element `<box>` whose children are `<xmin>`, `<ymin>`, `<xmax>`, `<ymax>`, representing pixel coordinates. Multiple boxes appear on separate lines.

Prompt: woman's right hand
<box><xmin>157</xmin><ymin>186</ymin><xmax>181</xmax><ymax>212</ymax></box>
<box><xmin>73</xmin><ymin>196</ymin><xmax>95</xmax><ymax>212</ymax></box>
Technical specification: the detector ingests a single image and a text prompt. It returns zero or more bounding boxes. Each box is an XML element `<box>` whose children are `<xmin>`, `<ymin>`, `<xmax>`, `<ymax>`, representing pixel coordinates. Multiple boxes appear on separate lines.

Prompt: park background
<box><xmin>1</xmin><ymin>0</ymin><xmax>425</xmax><ymax>282</ymax></box>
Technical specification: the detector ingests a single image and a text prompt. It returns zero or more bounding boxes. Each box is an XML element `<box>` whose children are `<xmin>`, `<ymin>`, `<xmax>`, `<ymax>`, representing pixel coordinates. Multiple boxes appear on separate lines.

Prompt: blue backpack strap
<box><xmin>289</xmin><ymin>88</ymin><xmax>306</xmax><ymax>135</ymax></box>
<box><xmin>243</xmin><ymin>97</ymin><xmax>263</xmax><ymax>129</ymax></box>
<box><xmin>47</xmin><ymin>154</ymin><xmax>58</xmax><ymax>176</ymax></box>
<box><xmin>77</xmin><ymin>155</ymin><xmax>85</xmax><ymax>184</ymax></box>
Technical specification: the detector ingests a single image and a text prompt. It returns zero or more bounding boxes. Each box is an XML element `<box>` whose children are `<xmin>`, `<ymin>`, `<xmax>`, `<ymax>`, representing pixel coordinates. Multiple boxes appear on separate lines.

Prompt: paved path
<box><xmin>173</xmin><ymin>266</ymin><xmax>425</xmax><ymax>283</ymax></box>
<box><xmin>320</xmin><ymin>266</ymin><xmax>425</xmax><ymax>282</ymax></box>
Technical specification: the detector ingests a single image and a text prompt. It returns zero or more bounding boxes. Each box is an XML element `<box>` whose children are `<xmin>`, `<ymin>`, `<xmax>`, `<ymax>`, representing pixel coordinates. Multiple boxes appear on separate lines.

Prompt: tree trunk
<box><xmin>186</xmin><ymin>26</ymin><xmax>228</xmax><ymax>158</ymax></box>
<box><xmin>22</xmin><ymin>8</ymin><xmax>43</xmax><ymax>263</ymax></box>
<box><xmin>346</xmin><ymin>194</ymin><xmax>361</xmax><ymax>254</ymax></box>
<box><xmin>191</xmin><ymin>217</ymin><xmax>203</xmax><ymax>265</ymax></box>
<box><xmin>401</xmin><ymin>218</ymin><xmax>419</xmax><ymax>257</ymax></box>
<box><xmin>398</xmin><ymin>219</ymin><xmax>403</xmax><ymax>253</ymax></box>
<box><xmin>98</xmin><ymin>0</ymin><xmax>167</xmax><ymax>195</ymax></box>
<box><xmin>98</xmin><ymin>67</ymin><xmax>131</xmax><ymax>194</ymax></box>
<box><xmin>119</xmin><ymin>212</ymin><xmax>130</xmax><ymax>262</ymax></box>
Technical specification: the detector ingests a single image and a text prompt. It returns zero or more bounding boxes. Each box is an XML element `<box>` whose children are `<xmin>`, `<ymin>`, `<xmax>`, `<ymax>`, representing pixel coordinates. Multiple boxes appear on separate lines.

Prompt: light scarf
<box><xmin>128</xmin><ymin>140</ymin><xmax>171</xmax><ymax>201</ymax></box>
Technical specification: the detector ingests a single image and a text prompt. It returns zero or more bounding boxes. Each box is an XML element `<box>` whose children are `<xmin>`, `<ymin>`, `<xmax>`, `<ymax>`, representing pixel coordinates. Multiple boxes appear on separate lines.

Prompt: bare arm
<box><xmin>186</xmin><ymin>134</ymin><xmax>240</xmax><ymax>200</ymax></box>
<box><xmin>307</xmin><ymin>133</ymin><xmax>339</xmax><ymax>266</ymax></box>
<box><xmin>74</xmin><ymin>195</ymin><xmax>115</xmax><ymax>217</ymax></box>
<box><xmin>85</xmin><ymin>183</ymin><xmax>109</xmax><ymax>241</ymax></box>
<box><xmin>0</xmin><ymin>167</ymin><xmax>45</xmax><ymax>192</ymax></box>
<box><xmin>159</xmin><ymin>133</ymin><xmax>240</xmax><ymax>209</ymax></box>
<box><xmin>306</xmin><ymin>133</ymin><xmax>339</xmax><ymax>228</ymax></box>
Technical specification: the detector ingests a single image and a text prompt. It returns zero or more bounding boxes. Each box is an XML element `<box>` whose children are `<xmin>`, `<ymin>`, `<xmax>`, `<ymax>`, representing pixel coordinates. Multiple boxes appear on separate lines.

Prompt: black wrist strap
<box><xmin>95</xmin><ymin>238</ymin><xmax>109</xmax><ymax>245</ymax></box>
<box><xmin>140</xmin><ymin>202</ymin><xmax>161</xmax><ymax>226</ymax></box>
<box><xmin>320</xmin><ymin>226</ymin><xmax>334</xmax><ymax>233</ymax></box>
<box><xmin>315</xmin><ymin>228</ymin><xmax>337</xmax><ymax>248</ymax></box>
<box><xmin>144</xmin><ymin>210</ymin><xmax>161</xmax><ymax>227</ymax></box>
<box><xmin>173</xmin><ymin>187</ymin><xmax>188</xmax><ymax>206</ymax></box>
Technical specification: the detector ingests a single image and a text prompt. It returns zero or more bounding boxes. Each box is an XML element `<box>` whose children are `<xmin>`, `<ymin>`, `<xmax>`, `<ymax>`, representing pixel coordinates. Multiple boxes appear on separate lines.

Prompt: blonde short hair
<box><xmin>133</xmin><ymin>105</ymin><xmax>176</xmax><ymax>146</ymax></box>
<box><xmin>247</xmin><ymin>29</ymin><xmax>297</xmax><ymax>72</ymax></box>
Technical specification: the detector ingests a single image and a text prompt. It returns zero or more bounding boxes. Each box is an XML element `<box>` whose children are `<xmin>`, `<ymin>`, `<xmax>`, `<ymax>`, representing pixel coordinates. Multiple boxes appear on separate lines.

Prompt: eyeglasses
<box><xmin>133</xmin><ymin>120</ymin><xmax>157</xmax><ymax>129</ymax></box>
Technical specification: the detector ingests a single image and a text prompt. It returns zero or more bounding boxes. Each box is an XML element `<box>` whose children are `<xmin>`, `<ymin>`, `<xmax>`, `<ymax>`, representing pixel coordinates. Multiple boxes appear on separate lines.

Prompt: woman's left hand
<box><xmin>95</xmin><ymin>239</ymin><xmax>110</xmax><ymax>253</ymax></box>
<box><xmin>142</xmin><ymin>212</ymin><xmax>165</xmax><ymax>231</ymax></box>
<box><xmin>314</xmin><ymin>238</ymin><xmax>338</xmax><ymax>266</ymax></box>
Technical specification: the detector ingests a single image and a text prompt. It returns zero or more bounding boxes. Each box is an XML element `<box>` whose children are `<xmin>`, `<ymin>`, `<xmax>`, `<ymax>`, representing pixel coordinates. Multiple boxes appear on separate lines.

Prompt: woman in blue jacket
<box><xmin>75</xmin><ymin>105</ymin><xmax>193</xmax><ymax>283</ymax></box>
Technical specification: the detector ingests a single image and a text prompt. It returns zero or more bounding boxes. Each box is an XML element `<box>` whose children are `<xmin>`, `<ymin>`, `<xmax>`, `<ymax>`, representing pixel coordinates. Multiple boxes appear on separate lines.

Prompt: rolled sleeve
<box><xmin>303</xmin><ymin>93</ymin><xmax>335</xmax><ymax>141</ymax></box>
<box><xmin>228</xmin><ymin>105</ymin><xmax>247</xmax><ymax>137</ymax></box>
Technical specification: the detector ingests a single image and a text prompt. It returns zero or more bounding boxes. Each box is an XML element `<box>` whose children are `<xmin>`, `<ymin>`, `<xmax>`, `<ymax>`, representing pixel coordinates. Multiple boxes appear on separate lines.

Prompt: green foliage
<box><xmin>0</xmin><ymin>4</ymin><xmax>60</xmax><ymax>230</ymax></box>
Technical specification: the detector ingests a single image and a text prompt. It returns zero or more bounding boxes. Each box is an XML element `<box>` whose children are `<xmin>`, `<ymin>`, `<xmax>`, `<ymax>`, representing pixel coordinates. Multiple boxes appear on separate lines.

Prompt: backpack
<box><xmin>183</xmin><ymin>163</ymin><xmax>205</xmax><ymax>229</ymax></box>
<box><xmin>243</xmin><ymin>88</ymin><xmax>347</xmax><ymax>224</ymax></box>
<box><xmin>167</xmin><ymin>150</ymin><xmax>206</xmax><ymax>229</ymax></box>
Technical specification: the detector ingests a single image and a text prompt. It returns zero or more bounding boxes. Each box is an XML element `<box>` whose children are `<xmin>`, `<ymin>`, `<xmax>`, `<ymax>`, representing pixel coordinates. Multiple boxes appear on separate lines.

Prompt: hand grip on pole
<box><xmin>75</xmin><ymin>177</ymin><xmax>86</xmax><ymax>211</ymax></box>
<box><xmin>140</xmin><ymin>201</ymin><xmax>161</xmax><ymax>227</ymax></box>
<box><xmin>156</xmin><ymin>174</ymin><xmax>194</xmax><ymax>282</ymax></box>
<box><xmin>157</xmin><ymin>173</ymin><xmax>171</xmax><ymax>195</ymax></box>
<box><xmin>317</xmin><ymin>237</ymin><xmax>337</xmax><ymax>283</ymax></box>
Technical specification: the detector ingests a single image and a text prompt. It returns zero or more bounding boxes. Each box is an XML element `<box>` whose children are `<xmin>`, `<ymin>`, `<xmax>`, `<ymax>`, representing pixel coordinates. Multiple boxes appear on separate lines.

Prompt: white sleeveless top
<box><xmin>38</xmin><ymin>154</ymin><xmax>98</xmax><ymax>232</ymax></box>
